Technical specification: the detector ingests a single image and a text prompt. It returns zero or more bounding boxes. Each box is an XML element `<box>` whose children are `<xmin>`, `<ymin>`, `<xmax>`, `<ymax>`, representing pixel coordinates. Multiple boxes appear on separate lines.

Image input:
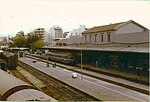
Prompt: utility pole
<box><xmin>81</xmin><ymin>48</ymin><xmax>83</xmax><ymax>80</ymax></box>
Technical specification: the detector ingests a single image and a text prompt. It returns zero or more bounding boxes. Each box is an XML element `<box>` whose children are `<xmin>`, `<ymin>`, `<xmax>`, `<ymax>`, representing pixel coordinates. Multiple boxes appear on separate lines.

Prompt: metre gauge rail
<box><xmin>24</xmin><ymin>54</ymin><xmax>149</xmax><ymax>95</ymax></box>
<box><xmin>18</xmin><ymin>60</ymin><xmax>99</xmax><ymax>101</ymax></box>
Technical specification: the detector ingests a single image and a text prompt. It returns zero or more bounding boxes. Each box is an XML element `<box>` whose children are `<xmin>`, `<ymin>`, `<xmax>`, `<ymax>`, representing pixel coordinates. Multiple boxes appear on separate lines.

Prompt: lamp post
<box><xmin>80</xmin><ymin>35</ymin><xmax>84</xmax><ymax>80</ymax></box>
<box><xmin>80</xmin><ymin>47</ymin><xmax>83</xmax><ymax>80</ymax></box>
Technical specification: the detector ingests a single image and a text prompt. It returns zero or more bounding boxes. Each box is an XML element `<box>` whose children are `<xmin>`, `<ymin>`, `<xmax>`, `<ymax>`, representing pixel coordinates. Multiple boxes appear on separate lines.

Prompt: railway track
<box><xmin>10</xmin><ymin>69</ymin><xmax>35</xmax><ymax>86</ymax></box>
<box><xmin>18</xmin><ymin>60</ymin><xmax>99</xmax><ymax>101</ymax></box>
<box><xmin>24</xmin><ymin>53</ymin><xmax>149</xmax><ymax>95</ymax></box>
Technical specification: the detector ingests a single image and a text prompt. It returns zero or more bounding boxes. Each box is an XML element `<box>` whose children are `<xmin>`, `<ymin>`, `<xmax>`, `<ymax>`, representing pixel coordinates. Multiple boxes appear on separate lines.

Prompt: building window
<box><xmin>89</xmin><ymin>34</ymin><xmax>92</xmax><ymax>43</ymax></box>
<box><xmin>94</xmin><ymin>34</ymin><xmax>97</xmax><ymax>43</ymax></box>
<box><xmin>101</xmin><ymin>34</ymin><xmax>103</xmax><ymax>42</ymax></box>
<box><xmin>107</xmin><ymin>32</ymin><xmax>111</xmax><ymax>42</ymax></box>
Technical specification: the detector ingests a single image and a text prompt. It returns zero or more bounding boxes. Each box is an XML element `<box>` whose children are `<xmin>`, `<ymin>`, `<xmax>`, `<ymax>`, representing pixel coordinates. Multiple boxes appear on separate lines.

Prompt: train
<box><xmin>0</xmin><ymin>50</ymin><xmax>18</xmax><ymax>70</ymax></box>
<box><xmin>47</xmin><ymin>52</ymin><xmax>79</xmax><ymax>65</ymax></box>
<box><xmin>45</xmin><ymin>50</ymin><xmax>149</xmax><ymax>83</ymax></box>
<box><xmin>25</xmin><ymin>48</ymin><xmax>149</xmax><ymax>85</ymax></box>
<box><xmin>0</xmin><ymin>69</ymin><xmax>55</xmax><ymax>101</ymax></box>
<box><xmin>27</xmin><ymin>49</ymin><xmax>149</xmax><ymax>78</ymax></box>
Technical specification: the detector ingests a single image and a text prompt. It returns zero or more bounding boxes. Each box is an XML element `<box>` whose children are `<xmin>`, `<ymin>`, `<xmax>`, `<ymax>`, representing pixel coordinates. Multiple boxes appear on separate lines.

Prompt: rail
<box><xmin>24</xmin><ymin>53</ymin><xmax>149</xmax><ymax>95</ymax></box>
<box><xmin>18</xmin><ymin>60</ymin><xmax>99</xmax><ymax>101</ymax></box>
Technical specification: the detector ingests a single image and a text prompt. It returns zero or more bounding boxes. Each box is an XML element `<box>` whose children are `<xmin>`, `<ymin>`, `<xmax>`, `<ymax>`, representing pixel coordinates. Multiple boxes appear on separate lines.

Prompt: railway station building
<box><xmin>41</xmin><ymin>20</ymin><xmax>149</xmax><ymax>84</ymax></box>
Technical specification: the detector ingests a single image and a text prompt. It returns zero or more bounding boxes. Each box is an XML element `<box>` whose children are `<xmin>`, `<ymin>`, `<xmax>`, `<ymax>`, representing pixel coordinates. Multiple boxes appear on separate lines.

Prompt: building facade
<box><xmin>42</xmin><ymin>20</ymin><xmax>149</xmax><ymax>83</ymax></box>
<box><xmin>33</xmin><ymin>28</ymin><xmax>45</xmax><ymax>41</ymax></box>
<box><xmin>82</xmin><ymin>20</ymin><xmax>149</xmax><ymax>44</ymax></box>
<box><xmin>48</xmin><ymin>26</ymin><xmax>64</xmax><ymax>46</ymax></box>
<box><xmin>66</xmin><ymin>25</ymin><xmax>87</xmax><ymax>38</ymax></box>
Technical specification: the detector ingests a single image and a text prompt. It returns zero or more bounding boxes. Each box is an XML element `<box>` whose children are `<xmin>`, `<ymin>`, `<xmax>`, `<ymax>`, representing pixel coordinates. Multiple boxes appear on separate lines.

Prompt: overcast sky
<box><xmin>0</xmin><ymin>0</ymin><xmax>150</xmax><ymax>37</ymax></box>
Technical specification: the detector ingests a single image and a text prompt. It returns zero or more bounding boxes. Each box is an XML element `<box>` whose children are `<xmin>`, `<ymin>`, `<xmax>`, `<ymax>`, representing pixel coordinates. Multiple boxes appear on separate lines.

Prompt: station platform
<box><xmin>19</xmin><ymin>57</ymin><xmax>149</xmax><ymax>101</ymax></box>
<box><xmin>59</xmin><ymin>63</ymin><xmax>149</xmax><ymax>94</ymax></box>
<box><xmin>76</xmin><ymin>64</ymin><xmax>148</xmax><ymax>84</ymax></box>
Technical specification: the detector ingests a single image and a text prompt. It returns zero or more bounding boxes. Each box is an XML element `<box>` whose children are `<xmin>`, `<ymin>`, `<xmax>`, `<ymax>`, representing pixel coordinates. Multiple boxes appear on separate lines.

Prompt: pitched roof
<box><xmin>82</xmin><ymin>22</ymin><xmax>125</xmax><ymax>34</ymax></box>
<box><xmin>82</xmin><ymin>20</ymin><xmax>149</xmax><ymax>34</ymax></box>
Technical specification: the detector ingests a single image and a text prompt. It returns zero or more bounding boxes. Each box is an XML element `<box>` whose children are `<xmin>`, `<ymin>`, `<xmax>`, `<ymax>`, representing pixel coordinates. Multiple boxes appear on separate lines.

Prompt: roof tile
<box><xmin>82</xmin><ymin>22</ymin><xmax>125</xmax><ymax>34</ymax></box>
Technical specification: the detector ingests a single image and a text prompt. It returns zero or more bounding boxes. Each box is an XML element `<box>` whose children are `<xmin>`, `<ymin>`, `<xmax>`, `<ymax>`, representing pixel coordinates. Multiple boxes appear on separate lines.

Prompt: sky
<box><xmin>0</xmin><ymin>0</ymin><xmax>150</xmax><ymax>37</ymax></box>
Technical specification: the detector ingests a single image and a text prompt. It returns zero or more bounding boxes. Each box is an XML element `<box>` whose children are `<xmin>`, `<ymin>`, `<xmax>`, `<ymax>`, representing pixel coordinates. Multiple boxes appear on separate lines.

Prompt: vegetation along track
<box><xmin>18</xmin><ymin>60</ymin><xmax>100</xmax><ymax>101</ymax></box>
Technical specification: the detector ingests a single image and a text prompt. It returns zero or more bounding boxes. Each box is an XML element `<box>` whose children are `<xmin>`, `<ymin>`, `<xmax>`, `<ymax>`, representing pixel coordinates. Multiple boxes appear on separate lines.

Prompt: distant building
<box><xmin>67</xmin><ymin>25</ymin><xmax>87</xmax><ymax>38</ymax></box>
<box><xmin>63</xmin><ymin>32</ymin><xmax>69</xmax><ymax>38</ymax></box>
<box><xmin>7</xmin><ymin>35</ymin><xmax>13</xmax><ymax>43</ymax></box>
<box><xmin>48</xmin><ymin>26</ymin><xmax>64</xmax><ymax>46</ymax></box>
<box><xmin>54</xmin><ymin>26</ymin><xmax>63</xmax><ymax>39</ymax></box>
<box><xmin>44</xmin><ymin>31</ymin><xmax>50</xmax><ymax>45</ymax></box>
<box><xmin>56</xmin><ymin>36</ymin><xmax>83</xmax><ymax>46</ymax></box>
<box><xmin>0</xmin><ymin>37</ymin><xmax>9</xmax><ymax>50</ymax></box>
<box><xmin>33</xmin><ymin>28</ymin><xmax>45</xmax><ymax>41</ymax></box>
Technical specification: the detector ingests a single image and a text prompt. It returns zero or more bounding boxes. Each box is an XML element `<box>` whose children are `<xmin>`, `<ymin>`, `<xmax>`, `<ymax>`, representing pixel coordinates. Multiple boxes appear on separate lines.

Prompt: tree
<box><xmin>32</xmin><ymin>40</ymin><xmax>45</xmax><ymax>51</ymax></box>
<box><xmin>25</xmin><ymin>33</ymin><xmax>41</xmax><ymax>48</ymax></box>
<box><xmin>11</xmin><ymin>32</ymin><xmax>44</xmax><ymax>49</ymax></box>
<box><xmin>13</xmin><ymin>34</ymin><xmax>25</xmax><ymax>47</ymax></box>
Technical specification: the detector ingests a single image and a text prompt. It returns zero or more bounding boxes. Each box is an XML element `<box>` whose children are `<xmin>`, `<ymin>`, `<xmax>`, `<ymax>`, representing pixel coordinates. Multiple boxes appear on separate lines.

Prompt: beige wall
<box><xmin>113</xmin><ymin>31</ymin><xmax>149</xmax><ymax>43</ymax></box>
<box><xmin>115</xmin><ymin>23</ymin><xmax>144</xmax><ymax>34</ymax></box>
<box><xmin>83</xmin><ymin>23</ymin><xmax>149</xmax><ymax>44</ymax></box>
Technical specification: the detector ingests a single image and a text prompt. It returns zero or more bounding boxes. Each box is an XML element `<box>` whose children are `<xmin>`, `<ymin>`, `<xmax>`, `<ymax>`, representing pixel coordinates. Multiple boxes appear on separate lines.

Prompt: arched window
<box><xmin>84</xmin><ymin>35</ymin><xmax>87</xmax><ymax>43</ymax></box>
<box><xmin>94</xmin><ymin>34</ymin><xmax>97</xmax><ymax>43</ymax></box>
<box><xmin>101</xmin><ymin>33</ymin><xmax>104</xmax><ymax>42</ymax></box>
<box><xmin>107</xmin><ymin>32</ymin><xmax>111</xmax><ymax>42</ymax></box>
<box><xmin>89</xmin><ymin>34</ymin><xmax>92</xmax><ymax>43</ymax></box>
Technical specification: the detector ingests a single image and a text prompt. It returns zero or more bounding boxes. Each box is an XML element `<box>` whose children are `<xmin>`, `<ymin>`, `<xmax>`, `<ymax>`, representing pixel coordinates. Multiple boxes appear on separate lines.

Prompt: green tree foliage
<box><xmin>25</xmin><ymin>34</ymin><xmax>41</xmax><ymax>48</ymax></box>
<box><xmin>32</xmin><ymin>40</ymin><xmax>45</xmax><ymax>50</ymax></box>
<box><xmin>12</xmin><ymin>32</ymin><xmax>44</xmax><ymax>50</ymax></box>
<box><xmin>9</xmin><ymin>43</ymin><xmax>15</xmax><ymax>47</ymax></box>
<box><xmin>27</xmin><ymin>34</ymin><xmax>40</xmax><ymax>44</ymax></box>
<box><xmin>13</xmin><ymin>34</ymin><xmax>25</xmax><ymax>47</ymax></box>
